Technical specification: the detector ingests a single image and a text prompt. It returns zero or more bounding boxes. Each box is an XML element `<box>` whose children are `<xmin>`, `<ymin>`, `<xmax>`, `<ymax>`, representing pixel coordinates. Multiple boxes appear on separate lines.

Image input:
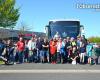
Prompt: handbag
<box><xmin>72</xmin><ymin>60</ymin><xmax>76</xmax><ymax>65</ymax></box>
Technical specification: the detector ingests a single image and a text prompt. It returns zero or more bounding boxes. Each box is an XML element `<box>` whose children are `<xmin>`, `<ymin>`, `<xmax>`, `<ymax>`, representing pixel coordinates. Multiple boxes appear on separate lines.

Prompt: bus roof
<box><xmin>49</xmin><ymin>19</ymin><xmax>80</xmax><ymax>22</ymax></box>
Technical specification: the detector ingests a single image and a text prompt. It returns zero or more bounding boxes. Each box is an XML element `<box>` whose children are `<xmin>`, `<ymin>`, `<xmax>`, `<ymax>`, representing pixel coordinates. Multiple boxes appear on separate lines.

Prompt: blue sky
<box><xmin>16</xmin><ymin>0</ymin><xmax>100</xmax><ymax>38</ymax></box>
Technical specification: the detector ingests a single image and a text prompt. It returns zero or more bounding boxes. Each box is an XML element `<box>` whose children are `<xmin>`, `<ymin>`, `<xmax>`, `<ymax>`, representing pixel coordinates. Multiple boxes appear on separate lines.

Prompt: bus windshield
<box><xmin>48</xmin><ymin>21</ymin><xmax>80</xmax><ymax>39</ymax></box>
<box><xmin>50</xmin><ymin>25</ymin><xmax>78</xmax><ymax>38</ymax></box>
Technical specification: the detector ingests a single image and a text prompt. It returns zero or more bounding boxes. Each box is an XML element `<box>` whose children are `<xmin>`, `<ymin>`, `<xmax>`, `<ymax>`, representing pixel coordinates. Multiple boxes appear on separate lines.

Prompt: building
<box><xmin>0</xmin><ymin>28</ymin><xmax>45</xmax><ymax>40</ymax></box>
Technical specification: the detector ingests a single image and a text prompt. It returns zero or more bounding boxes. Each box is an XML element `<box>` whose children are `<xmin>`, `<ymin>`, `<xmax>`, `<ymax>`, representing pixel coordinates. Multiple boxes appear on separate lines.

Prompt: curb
<box><xmin>0</xmin><ymin>70</ymin><xmax>100</xmax><ymax>73</ymax></box>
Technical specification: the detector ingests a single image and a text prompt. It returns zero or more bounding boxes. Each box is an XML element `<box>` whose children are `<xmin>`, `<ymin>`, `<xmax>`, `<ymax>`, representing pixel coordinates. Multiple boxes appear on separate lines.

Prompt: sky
<box><xmin>16</xmin><ymin>0</ymin><xmax>100</xmax><ymax>38</ymax></box>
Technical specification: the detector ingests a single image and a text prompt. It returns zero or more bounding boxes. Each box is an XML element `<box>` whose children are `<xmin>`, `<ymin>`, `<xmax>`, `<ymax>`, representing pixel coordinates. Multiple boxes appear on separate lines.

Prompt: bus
<box><xmin>45</xmin><ymin>19</ymin><xmax>82</xmax><ymax>39</ymax></box>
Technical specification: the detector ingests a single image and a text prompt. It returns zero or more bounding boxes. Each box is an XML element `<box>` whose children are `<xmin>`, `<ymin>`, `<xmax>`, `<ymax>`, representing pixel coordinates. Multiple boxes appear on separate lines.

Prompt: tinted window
<box><xmin>49</xmin><ymin>21</ymin><xmax>80</xmax><ymax>38</ymax></box>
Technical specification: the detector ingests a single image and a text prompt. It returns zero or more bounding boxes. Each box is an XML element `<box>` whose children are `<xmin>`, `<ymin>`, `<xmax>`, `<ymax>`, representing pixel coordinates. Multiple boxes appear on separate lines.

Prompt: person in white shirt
<box><xmin>27</xmin><ymin>37</ymin><xmax>37</xmax><ymax>63</ymax></box>
<box><xmin>56</xmin><ymin>38</ymin><xmax>62</xmax><ymax>63</ymax></box>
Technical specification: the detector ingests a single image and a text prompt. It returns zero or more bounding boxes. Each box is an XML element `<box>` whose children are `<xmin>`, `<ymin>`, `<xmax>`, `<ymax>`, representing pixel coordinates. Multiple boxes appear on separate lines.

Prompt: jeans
<box><xmin>40</xmin><ymin>50</ymin><xmax>49</xmax><ymax>62</ymax></box>
<box><xmin>33</xmin><ymin>52</ymin><xmax>37</xmax><ymax>62</ymax></box>
<box><xmin>8</xmin><ymin>53</ymin><xmax>15</xmax><ymax>63</ymax></box>
<box><xmin>57</xmin><ymin>51</ymin><xmax>65</xmax><ymax>63</ymax></box>
<box><xmin>24</xmin><ymin>48</ymin><xmax>29</xmax><ymax>62</ymax></box>
<box><xmin>28</xmin><ymin>51</ymin><xmax>33</xmax><ymax>62</ymax></box>
<box><xmin>37</xmin><ymin>50</ymin><xmax>43</xmax><ymax>62</ymax></box>
<box><xmin>57</xmin><ymin>52</ymin><xmax>61</xmax><ymax>63</ymax></box>
<box><xmin>95</xmin><ymin>56</ymin><xmax>100</xmax><ymax>64</ymax></box>
<box><xmin>18</xmin><ymin>51</ymin><xmax>24</xmax><ymax>63</ymax></box>
<box><xmin>60</xmin><ymin>52</ymin><xmax>66</xmax><ymax>63</ymax></box>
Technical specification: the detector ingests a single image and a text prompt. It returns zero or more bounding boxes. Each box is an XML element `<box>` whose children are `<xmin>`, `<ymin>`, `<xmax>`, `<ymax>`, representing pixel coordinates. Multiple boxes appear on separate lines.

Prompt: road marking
<box><xmin>0</xmin><ymin>70</ymin><xmax>100</xmax><ymax>73</ymax></box>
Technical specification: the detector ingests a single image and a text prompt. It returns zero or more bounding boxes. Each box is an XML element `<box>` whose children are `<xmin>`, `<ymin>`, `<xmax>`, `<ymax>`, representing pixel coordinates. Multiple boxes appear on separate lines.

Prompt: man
<box><xmin>0</xmin><ymin>40</ymin><xmax>7</xmax><ymax>62</ymax></box>
<box><xmin>27</xmin><ymin>37</ymin><xmax>37</xmax><ymax>63</ymax></box>
<box><xmin>4</xmin><ymin>40</ymin><xmax>15</xmax><ymax>65</ymax></box>
<box><xmin>36</xmin><ymin>37</ymin><xmax>43</xmax><ymax>63</ymax></box>
<box><xmin>65</xmin><ymin>37</ymin><xmax>71</xmax><ymax>63</ymax></box>
<box><xmin>42</xmin><ymin>38</ymin><xmax>49</xmax><ymax>63</ymax></box>
<box><xmin>93</xmin><ymin>44</ymin><xmax>100</xmax><ymax>65</ymax></box>
<box><xmin>17</xmin><ymin>37</ymin><xmax>25</xmax><ymax>64</ymax></box>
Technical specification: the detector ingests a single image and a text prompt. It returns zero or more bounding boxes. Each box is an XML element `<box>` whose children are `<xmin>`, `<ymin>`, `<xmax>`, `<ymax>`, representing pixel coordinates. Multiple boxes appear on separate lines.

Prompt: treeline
<box><xmin>88</xmin><ymin>37</ymin><xmax>100</xmax><ymax>43</ymax></box>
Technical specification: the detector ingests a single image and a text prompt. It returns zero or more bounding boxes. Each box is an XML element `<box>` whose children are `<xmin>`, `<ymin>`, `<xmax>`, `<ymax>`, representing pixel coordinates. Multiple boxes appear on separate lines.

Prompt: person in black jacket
<box><xmin>36</xmin><ymin>37</ymin><xmax>44</xmax><ymax>63</ymax></box>
<box><xmin>42</xmin><ymin>38</ymin><xmax>49</xmax><ymax>63</ymax></box>
<box><xmin>0</xmin><ymin>40</ymin><xmax>7</xmax><ymax>62</ymax></box>
<box><xmin>4</xmin><ymin>40</ymin><xmax>15</xmax><ymax>64</ymax></box>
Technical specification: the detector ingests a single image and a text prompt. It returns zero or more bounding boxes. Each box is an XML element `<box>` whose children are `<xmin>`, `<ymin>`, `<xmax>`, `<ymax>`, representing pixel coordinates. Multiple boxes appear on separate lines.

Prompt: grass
<box><xmin>0</xmin><ymin>60</ymin><xmax>5</xmax><ymax>64</ymax></box>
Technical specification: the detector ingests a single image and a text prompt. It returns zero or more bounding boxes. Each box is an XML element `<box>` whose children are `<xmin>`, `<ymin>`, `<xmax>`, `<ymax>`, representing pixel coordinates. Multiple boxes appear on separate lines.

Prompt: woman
<box><xmin>71</xmin><ymin>47</ymin><xmax>78</xmax><ymax>65</ymax></box>
<box><xmin>50</xmin><ymin>38</ymin><xmax>57</xmax><ymax>64</ymax></box>
<box><xmin>86</xmin><ymin>41</ymin><xmax>93</xmax><ymax>64</ymax></box>
<box><xmin>79</xmin><ymin>43</ymin><xmax>86</xmax><ymax>64</ymax></box>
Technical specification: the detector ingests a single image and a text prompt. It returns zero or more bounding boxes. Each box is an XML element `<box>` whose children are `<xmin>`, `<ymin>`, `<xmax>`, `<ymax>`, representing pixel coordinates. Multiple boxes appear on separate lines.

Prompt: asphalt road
<box><xmin>0</xmin><ymin>73</ymin><xmax>100</xmax><ymax>80</ymax></box>
<box><xmin>0</xmin><ymin>63</ymin><xmax>100</xmax><ymax>80</ymax></box>
<box><xmin>0</xmin><ymin>63</ymin><xmax>100</xmax><ymax>70</ymax></box>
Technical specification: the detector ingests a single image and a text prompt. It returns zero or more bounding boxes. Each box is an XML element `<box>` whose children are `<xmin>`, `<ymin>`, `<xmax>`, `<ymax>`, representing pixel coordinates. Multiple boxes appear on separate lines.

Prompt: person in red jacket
<box><xmin>50</xmin><ymin>39</ymin><xmax>57</xmax><ymax>64</ymax></box>
<box><xmin>17</xmin><ymin>37</ymin><xmax>25</xmax><ymax>64</ymax></box>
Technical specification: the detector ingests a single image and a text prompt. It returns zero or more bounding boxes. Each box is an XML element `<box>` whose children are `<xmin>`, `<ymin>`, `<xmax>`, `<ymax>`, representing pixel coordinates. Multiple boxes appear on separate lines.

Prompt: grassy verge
<box><xmin>0</xmin><ymin>60</ymin><xmax>5</xmax><ymax>64</ymax></box>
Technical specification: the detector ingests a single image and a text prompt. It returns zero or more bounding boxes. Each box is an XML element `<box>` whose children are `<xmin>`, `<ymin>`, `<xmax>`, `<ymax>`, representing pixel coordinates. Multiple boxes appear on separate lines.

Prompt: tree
<box><xmin>18</xmin><ymin>22</ymin><xmax>31</xmax><ymax>37</ymax></box>
<box><xmin>88</xmin><ymin>37</ymin><xmax>100</xmax><ymax>43</ymax></box>
<box><xmin>0</xmin><ymin>0</ymin><xmax>20</xmax><ymax>28</ymax></box>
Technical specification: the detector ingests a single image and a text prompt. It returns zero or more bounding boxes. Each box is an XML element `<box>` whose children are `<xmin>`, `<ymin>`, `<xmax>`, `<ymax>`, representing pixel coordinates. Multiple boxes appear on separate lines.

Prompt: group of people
<box><xmin>0</xmin><ymin>35</ymin><xmax>100</xmax><ymax>65</ymax></box>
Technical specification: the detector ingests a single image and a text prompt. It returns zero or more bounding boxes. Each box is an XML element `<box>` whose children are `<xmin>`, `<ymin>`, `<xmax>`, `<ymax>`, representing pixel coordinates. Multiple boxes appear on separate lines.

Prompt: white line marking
<box><xmin>0</xmin><ymin>70</ymin><xmax>100</xmax><ymax>73</ymax></box>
